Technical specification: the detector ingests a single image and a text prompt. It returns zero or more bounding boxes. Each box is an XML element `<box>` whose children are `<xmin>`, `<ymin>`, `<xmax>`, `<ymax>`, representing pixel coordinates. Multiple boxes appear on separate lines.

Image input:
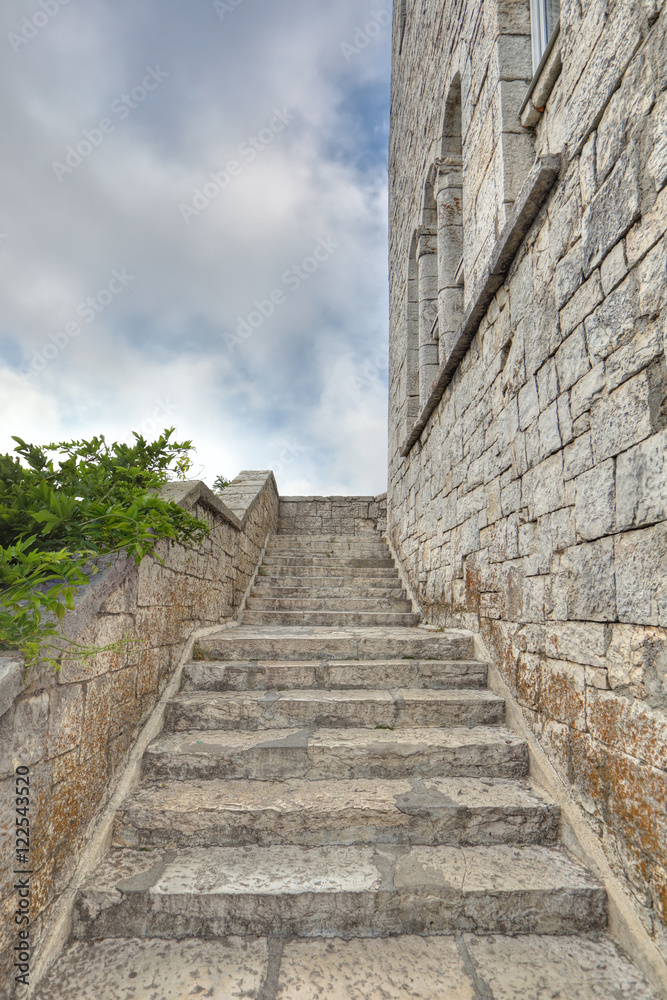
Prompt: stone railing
<box><xmin>0</xmin><ymin>471</ymin><xmax>278</xmax><ymax>998</ymax></box>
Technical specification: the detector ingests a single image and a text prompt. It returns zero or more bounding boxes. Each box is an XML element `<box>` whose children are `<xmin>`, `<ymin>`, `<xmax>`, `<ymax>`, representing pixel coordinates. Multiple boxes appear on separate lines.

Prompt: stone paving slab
<box><xmin>143</xmin><ymin>725</ymin><xmax>529</xmax><ymax>781</ymax></box>
<box><xmin>32</xmin><ymin>937</ymin><xmax>268</xmax><ymax>1000</ymax></box>
<box><xmin>164</xmin><ymin>688</ymin><xmax>505</xmax><ymax>732</ymax></box>
<box><xmin>113</xmin><ymin>775</ymin><xmax>559</xmax><ymax>849</ymax></box>
<box><xmin>72</xmin><ymin>844</ymin><xmax>606</xmax><ymax>940</ymax></box>
<box><xmin>182</xmin><ymin>658</ymin><xmax>488</xmax><ymax>691</ymax></box>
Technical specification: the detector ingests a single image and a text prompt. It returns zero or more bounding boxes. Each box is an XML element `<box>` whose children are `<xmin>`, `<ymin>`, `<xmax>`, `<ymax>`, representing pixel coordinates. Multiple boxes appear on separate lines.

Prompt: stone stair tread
<box><xmin>72</xmin><ymin>843</ymin><xmax>606</xmax><ymax>939</ymax></box>
<box><xmin>32</xmin><ymin>933</ymin><xmax>662</xmax><ymax>1000</ymax></box>
<box><xmin>182</xmin><ymin>658</ymin><xmax>488</xmax><ymax>691</ymax></box>
<box><xmin>246</xmin><ymin>597</ymin><xmax>413</xmax><ymax>611</ymax></box>
<box><xmin>113</xmin><ymin>775</ymin><xmax>560</xmax><ymax>848</ymax></box>
<box><xmin>242</xmin><ymin>611</ymin><xmax>422</xmax><ymax>626</ymax></box>
<box><xmin>143</xmin><ymin>724</ymin><xmax>529</xmax><ymax>780</ymax></box>
<box><xmin>164</xmin><ymin>687</ymin><xmax>505</xmax><ymax>731</ymax></box>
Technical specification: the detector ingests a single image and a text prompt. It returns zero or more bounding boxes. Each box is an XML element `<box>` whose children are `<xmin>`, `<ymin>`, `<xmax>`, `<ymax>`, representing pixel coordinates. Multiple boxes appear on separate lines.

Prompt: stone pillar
<box><xmin>417</xmin><ymin>227</ymin><xmax>439</xmax><ymax>404</ymax></box>
<box><xmin>436</xmin><ymin>156</ymin><xmax>464</xmax><ymax>365</ymax></box>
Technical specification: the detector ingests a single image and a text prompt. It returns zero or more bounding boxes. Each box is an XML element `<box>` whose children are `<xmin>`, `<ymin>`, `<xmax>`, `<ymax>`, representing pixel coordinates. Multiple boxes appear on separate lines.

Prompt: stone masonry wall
<box><xmin>388</xmin><ymin>0</ymin><xmax>667</xmax><ymax>959</ymax></box>
<box><xmin>278</xmin><ymin>495</ymin><xmax>387</xmax><ymax>536</ymax></box>
<box><xmin>0</xmin><ymin>471</ymin><xmax>278</xmax><ymax>997</ymax></box>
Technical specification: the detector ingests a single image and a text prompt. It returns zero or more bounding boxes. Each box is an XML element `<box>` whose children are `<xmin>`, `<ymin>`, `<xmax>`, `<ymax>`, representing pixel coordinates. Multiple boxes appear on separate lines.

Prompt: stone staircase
<box><xmin>34</xmin><ymin>532</ymin><xmax>660</xmax><ymax>998</ymax></box>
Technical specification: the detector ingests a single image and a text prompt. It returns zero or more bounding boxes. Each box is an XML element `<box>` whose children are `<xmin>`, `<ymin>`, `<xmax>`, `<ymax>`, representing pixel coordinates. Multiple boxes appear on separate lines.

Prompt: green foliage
<box><xmin>212</xmin><ymin>474</ymin><xmax>231</xmax><ymax>492</ymax></box>
<box><xmin>0</xmin><ymin>429</ymin><xmax>209</xmax><ymax>669</ymax></box>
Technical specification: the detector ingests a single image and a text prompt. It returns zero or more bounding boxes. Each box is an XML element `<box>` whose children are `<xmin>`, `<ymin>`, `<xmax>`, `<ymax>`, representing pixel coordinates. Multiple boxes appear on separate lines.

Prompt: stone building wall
<box><xmin>388</xmin><ymin>0</ymin><xmax>667</xmax><ymax>959</ymax></box>
<box><xmin>278</xmin><ymin>495</ymin><xmax>387</xmax><ymax>535</ymax></box>
<box><xmin>0</xmin><ymin>471</ymin><xmax>278</xmax><ymax>997</ymax></box>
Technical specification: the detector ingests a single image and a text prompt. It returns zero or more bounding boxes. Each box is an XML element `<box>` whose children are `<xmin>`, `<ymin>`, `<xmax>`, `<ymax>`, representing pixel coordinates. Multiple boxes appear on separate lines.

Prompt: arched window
<box><xmin>435</xmin><ymin>75</ymin><xmax>464</xmax><ymax>364</ymax></box>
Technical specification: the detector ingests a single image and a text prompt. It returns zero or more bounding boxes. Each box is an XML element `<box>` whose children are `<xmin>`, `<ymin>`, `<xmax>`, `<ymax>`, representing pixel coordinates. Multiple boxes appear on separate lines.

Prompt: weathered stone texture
<box><xmin>389</xmin><ymin>0</ymin><xmax>667</xmax><ymax>961</ymax></box>
<box><xmin>0</xmin><ymin>472</ymin><xmax>278</xmax><ymax>998</ymax></box>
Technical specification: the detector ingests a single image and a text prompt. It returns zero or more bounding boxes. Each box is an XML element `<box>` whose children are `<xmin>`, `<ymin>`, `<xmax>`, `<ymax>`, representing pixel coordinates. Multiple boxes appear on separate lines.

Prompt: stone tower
<box><xmin>388</xmin><ymin>0</ymin><xmax>667</xmax><ymax>975</ymax></box>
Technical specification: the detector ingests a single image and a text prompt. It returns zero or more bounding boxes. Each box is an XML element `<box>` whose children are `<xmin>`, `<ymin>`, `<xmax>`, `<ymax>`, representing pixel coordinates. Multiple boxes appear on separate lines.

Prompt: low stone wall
<box><xmin>0</xmin><ymin>471</ymin><xmax>278</xmax><ymax>997</ymax></box>
<box><xmin>278</xmin><ymin>494</ymin><xmax>387</xmax><ymax>536</ymax></box>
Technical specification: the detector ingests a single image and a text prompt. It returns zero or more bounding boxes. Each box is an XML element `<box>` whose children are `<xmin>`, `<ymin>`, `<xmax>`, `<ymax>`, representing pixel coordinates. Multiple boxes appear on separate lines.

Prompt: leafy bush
<box><xmin>0</xmin><ymin>429</ymin><xmax>208</xmax><ymax>669</ymax></box>
<box><xmin>212</xmin><ymin>475</ymin><xmax>231</xmax><ymax>492</ymax></box>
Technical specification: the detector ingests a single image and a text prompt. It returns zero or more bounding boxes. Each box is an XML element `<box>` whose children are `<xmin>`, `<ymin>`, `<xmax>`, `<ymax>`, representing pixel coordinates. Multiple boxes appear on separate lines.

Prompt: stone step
<box><xmin>257</xmin><ymin>565</ymin><xmax>399</xmax><ymax>578</ymax></box>
<box><xmin>266</xmin><ymin>542</ymin><xmax>389</xmax><ymax>555</ymax></box>
<box><xmin>164</xmin><ymin>688</ymin><xmax>505</xmax><ymax>732</ymax></box>
<box><xmin>262</xmin><ymin>555</ymin><xmax>396</xmax><ymax>568</ymax></box>
<box><xmin>246</xmin><ymin>596</ymin><xmax>413</xmax><ymax>612</ymax></box>
<box><xmin>181</xmin><ymin>658</ymin><xmax>488</xmax><ymax>692</ymax></box>
<box><xmin>31</xmin><ymin>933</ymin><xmax>662</xmax><ymax>1000</ymax></box>
<box><xmin>195</xmin><ymin>626</ymin><xmax>476</xmax><ymax>662</ymax></box>
<box><xmin>113</xmin><ymin>776</ymin><xmax>560</xmax><ymax>849</ymax></box>
<box><xmin>143</xmin><ymin>725</ymin><xmax>528</xmax><ymax>781</ymax></box>
<box><xmin>269</xmin><ymin>534</ymin><xmax>386</xmax><ymax>544</ymax></box>
<box><xmin>251</xmin><ymin>584</ymin><xmax>407</xmax><ymax>599</ymax></box>
<box><xmin>242</xmin><ymin>610</ymin><xmax>422</xmax><ymax>626</ymax></box>
<box><xmin>72</xmin><ymin>843</ymin><xmax>606</xmax><ymax>940</ymax></box>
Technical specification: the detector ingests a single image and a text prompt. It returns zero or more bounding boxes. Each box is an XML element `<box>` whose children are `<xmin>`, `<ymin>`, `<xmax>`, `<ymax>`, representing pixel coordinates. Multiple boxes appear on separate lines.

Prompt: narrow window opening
<box><xmin>398</xmin><ymin>0</ymin><xmax>407</xmax><ymax>54</ymax></box>
<box><xmin>405</xmin><ymin>233</ymin><xmax>420</xmax><ymax>426</ymax></box>
<box><xmin>530</xmin><ymin>0</ymin><xmax>560</xmax><ymax>73</ymax></box>
<box><xmin>417</xmin><ymin>182</ymin><xmax>439</xmax><ymax>404</ymax></box>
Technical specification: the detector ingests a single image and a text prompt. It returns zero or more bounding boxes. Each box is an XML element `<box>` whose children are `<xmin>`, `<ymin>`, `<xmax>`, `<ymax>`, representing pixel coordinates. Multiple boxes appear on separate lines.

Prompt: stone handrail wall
<box><xmin>0</xmin><ymin>471</ymin><xmax>278</xmax><ymax>997</ymax></box>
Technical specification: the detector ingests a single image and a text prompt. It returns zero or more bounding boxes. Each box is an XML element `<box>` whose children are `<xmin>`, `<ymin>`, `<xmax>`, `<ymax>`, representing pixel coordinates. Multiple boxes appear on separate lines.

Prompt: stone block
<box><xmin>590</xmin><ymin>368</ymin><xmax>653</xmax><ymax>462</ymax></box>
<box><xmin>539</xmin><ymin>658</ymin><xmax>587</xmax><ymax>730</ymax></box>
<box><xmin>616</xmin><ymin>429</ymin><xmax>667</xmax><ymax>531</ymax></box>
<box><xmin>518</xmin><ymin>377</ymin><xmax>539</xmax><ymax>430</ymax></box>
<box><xmin>574</xmin><ymin>460</ymin><xmax>616</xmax><ymax>541</ymax></box>
<box><xmin>582</xmin><ymin>144</ymin><xmax>640</xmax><ymax>276</ymax></box>
<box><xmin>557</xmin><ymin>393</ymin><xmax>573</xmax><ymax>447</ymax></box>
<box><xmin>563</xmin><ymin>537</ymin><xmax>616</xmax><ymax>621</ymax></box>
<box><xmin>570</xmin><ymin>363</ymin><xmax>605</xmax><ymax>421</ymax></box>
<box><xmin>587</xmin><ymin>688</ymin><xmax>667</xmax><ymax>770</ymax></box>
<box><xmin>555</xmin><ymin>326</ymin><xmax>590</xmax><ymax>392</ymax></box>
<box><xmin>522</xmin><ymin>452</ymin><xmax>565</xmax><ymax>519</ymax></box>
<box><xmin>537</xmin><ymin>358</ymin><xmax>560</xmax><ymax>409</ymax></box>
<box><xmin>615</xmin><ymin>524</ymin><xmax>667</xmax><ymax>626</ymax></box>
<box><xmin>538</xmin><ymin>401</ymin><xmax>562</xmax><ymax>460</ymax></box>
<box><xmin>600</xmin><ymin>241</ymin><xmax>628</xmax><ymax>295</ymax></box>
<box><xmin>555</xmin><ymin>241</ymin><xmax>583</xmax><ymax>310</ymax></box>
<box><xmin>544</xmin><ymin>621</ymin><xmax>609</xmax><ymax>667</ymax></box>
<box><xmin>584</xmin><ymin>271</ymin><xmax>638</xmax><ymax>365</ymax></box>
<box><xmin>560</xmin><ymin>270</ymin><xmax>604</xmax><ymax>338</ymax></box>
<box><xmin>637</xmin><ymin>234</ymin><xmax>667</xmax><ymax>317</ymax></box>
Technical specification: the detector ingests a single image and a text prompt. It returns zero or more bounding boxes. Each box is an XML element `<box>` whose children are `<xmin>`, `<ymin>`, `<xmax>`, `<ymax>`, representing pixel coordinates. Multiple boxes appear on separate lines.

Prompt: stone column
<box><xmin>417</xmin><ymin>227</ymin><xmax>439</xmax><ymax>404</ymax></box>
<box><xmin>436</xmin><ymin>156</ymin><xmax>464</xmax><ymax>365</ymax></box>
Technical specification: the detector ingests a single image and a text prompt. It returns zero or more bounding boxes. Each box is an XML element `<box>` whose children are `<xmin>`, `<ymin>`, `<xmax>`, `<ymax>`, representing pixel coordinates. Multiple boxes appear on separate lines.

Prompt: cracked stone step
<box><xmin>32</xmin><ymin>933</ymin><xmax>662</xmax><ymax>1000</ymax></box>
<box><xmin>245</xmin><ymin>597</ymin><xmax>414</xmax><ymax>612</ymax></box>
<box><xmin>72</xmin><ymin>843</ymin><xmax>607</xmax><ymax>940</ymax></box>
<box><xmin>242</xmin><ymin>610</ymin><xmax>422</xmax><ymax>626</ymax></box>
<box><xmin>113</xmin><ymin>775</ymin><xmax>560</xmax><ymax>849</ymax></box>
<box><xmin>257</xmin><ymin>566</ymin><xmax>399</xmax><ymax>578</ymax></box>
<box><xmin>181</xmin><ymin>658</ymin><xmax>488</xmax><ymax>692</ymax></box>
<box><xmin>195</xmin><ymin>626</ymin><xmax>475</xmax><ymax>662</ymax></box>
<box><xmin>163</xmin><ymin>688</ymin><xmax>506</xmax><ymax>732</ymax></box>
<box><xmin>143</xmin><ymin>725</ymin><xmax>528</xmax><ymax>781</ymax></box>
<box><xmin>262</xmin><ymin>555</ymin><xmax>397</xmax><ymax>568</ymax></box>
<box><xmin>250</xmin><ymin>585</ymin><xmax>408</xmax><ymax>598</ymax></box>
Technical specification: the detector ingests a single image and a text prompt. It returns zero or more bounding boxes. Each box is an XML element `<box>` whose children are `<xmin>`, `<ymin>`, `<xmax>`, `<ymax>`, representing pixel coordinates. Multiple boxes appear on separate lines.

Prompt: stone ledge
<box><xmin>400</xmin><ymin>155</ymin><xmax>562</xmax><ymax>458</ymax></box>
<box><xmin>161</xmin><ymin>471</ymin><xmax>277</xmax><ymax>530</ymax></box>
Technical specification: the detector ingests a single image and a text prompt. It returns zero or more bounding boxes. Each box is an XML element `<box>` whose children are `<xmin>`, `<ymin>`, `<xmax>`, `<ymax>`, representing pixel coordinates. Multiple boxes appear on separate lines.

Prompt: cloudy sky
<box><xmin>0</xmin><ymin>0</ymin><xmax>392</xmax><ymax>495</ymax></box>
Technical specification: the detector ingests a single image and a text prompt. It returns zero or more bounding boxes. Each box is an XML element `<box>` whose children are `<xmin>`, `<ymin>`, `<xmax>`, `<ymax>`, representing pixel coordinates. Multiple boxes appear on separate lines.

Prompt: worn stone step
<box><xmin>164</xmin><ymin>688</ymin><xmax>505</xmax><ymax>732</ymax></box>
<box><xmin>257</xmin><ymin>565</ymin><xmax>399</xmax><ymax>578</ymax></box>
<box><xmin>181</xmin><ymin>658</ymin><xmax>488</xmax><ymax>692</ymax></box>
<box><xmin>262</xmin><ymin>555</ymin><xmax>396</xmax><ymax>568</ymax></box>
<box><xmin>242</xmin><ymin>610</ymin><xmax>422</xmax><ymax>626</ymax></box>
<box><xmin>113</xmin><ymin>776</ymin><xmax>560</xmax><ymax>849</ymax></box>
<box><xmin>246</xmin><ymin>596</ymin><xmax>413</xmax><ymax>612</ymax></box>
<box><xmin>72</xmin><ymin>843</ymin><xmax>606</xmax><ymax>940</ymax></box>
<box><xmin>266</xmin><ymin>543</ymin><xmax>389</xmax><ymax>555</ymax></box>
<box><xmin>195</xmin><ymin>625</ymin><xmax>476</xmax><ymax>662</ymax></box>
<box><xmin>32</xmin><ymin>933</ymin><xmax>662</xmax><ymax>1000</ymax></box>
<box><xmin>143</xmin><ymin>725</ymin><xmax>528</xmax><ymax>781</ymax></box>
<box><xmin>251</xmin><ymin>584</ymin><xmax>407</xmax><ymax>599</ymax></box>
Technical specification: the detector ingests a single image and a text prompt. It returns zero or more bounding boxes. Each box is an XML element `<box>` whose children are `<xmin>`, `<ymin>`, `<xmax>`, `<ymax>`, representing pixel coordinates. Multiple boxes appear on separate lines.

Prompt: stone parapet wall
<box><xmin>389</xmin><ymin>0</ymin><xmax>667</xmax><ymax>963</ymax></box>
<box><xmin>278</xmin><ymin>495</ymin><xmax>387</xmax><ymax>536</ymax></box>
<box><xmin>0</xmin><ymin>471</ymin><xmax>278</xmax><ymax>997</ymax></box>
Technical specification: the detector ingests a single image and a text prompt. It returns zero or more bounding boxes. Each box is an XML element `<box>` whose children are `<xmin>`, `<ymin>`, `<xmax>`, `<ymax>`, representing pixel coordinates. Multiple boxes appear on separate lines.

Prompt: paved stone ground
<box><xmin>31</xmin><ymin>534</ymin><xmax>660</xmax><ymax>997</ymax></box>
